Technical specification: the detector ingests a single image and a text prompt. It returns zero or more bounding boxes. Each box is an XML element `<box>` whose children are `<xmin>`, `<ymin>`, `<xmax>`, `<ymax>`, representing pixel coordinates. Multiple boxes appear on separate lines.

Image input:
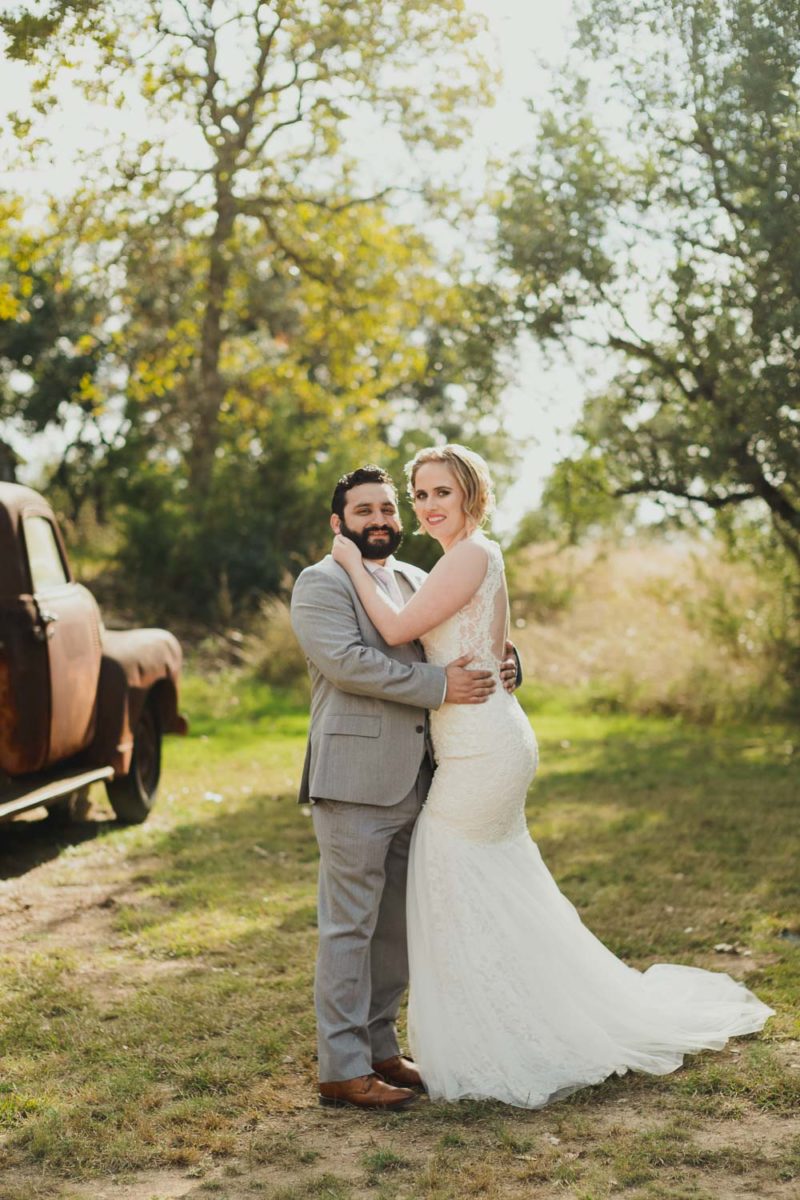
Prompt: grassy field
<box><xmin>0</xmin><ymin>672</ymin><xmax>798</xmax><ymax>1200</ymax></box>
<box><xmin>507</xmin><ymin>538</ymin><xmax>797</xmax><ymax>724</ymax></box>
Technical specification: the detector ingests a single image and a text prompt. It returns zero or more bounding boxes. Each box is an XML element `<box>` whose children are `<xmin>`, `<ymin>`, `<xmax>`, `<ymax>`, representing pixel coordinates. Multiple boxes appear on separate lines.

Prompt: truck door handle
<box><xmin>34</xmin><ymin>609</ymin><xmax>59</xmax><ymax>641</ymax></box>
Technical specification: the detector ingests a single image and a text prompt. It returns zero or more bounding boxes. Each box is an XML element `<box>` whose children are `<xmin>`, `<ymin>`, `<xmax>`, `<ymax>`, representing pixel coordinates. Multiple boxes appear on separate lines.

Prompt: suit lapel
<box><xmin>395</xmin><ymin>573</ymin><xmax>415</xmax><ymax>603</ymax></box>
<box><xmin>393</xmin><ymin>564</ymin><xmax>426</xmax><ymax>654</ymax></box>
<box><xmin>328</xmin><ymin>555</ymin><xmax>425</xmax><ymax>654</ymax></box>
<box><xmin>393</xmin><ymin>563</ymin><xmax>424</xmax><ymax>597</ymax></box>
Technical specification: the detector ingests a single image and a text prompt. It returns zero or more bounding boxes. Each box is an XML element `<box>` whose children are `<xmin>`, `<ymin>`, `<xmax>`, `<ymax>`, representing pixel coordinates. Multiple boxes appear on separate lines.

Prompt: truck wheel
<box><xmin>105</xmin><ymin>698</ymin><xmax>162</xmax><ymax>824</ymax></box>
<box><xmin>46</xmin><ymin>785</ymin><xmax>92</xmax><ymax>824</ymax></box>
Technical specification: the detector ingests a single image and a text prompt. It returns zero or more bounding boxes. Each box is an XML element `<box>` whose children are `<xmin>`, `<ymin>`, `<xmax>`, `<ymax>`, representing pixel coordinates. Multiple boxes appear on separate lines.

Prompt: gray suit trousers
<box><xmin>312</xmin><ymin>756</ymin><xmax>433</xmax><ymax>1082</ymax></box>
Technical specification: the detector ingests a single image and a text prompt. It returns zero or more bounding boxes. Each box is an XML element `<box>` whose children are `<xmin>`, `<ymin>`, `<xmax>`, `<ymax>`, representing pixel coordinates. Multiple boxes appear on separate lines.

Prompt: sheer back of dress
<box><xmin>488</xmin><ymin>544</ymin><xmax>510</xmax><ymax>665</ymax></box>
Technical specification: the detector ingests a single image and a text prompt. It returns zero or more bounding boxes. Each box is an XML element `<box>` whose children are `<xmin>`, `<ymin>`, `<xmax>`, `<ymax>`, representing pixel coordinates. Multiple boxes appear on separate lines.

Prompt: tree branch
<box><xmin>242</xmin><ymin>85</ymin><xmax>308</xmax><ymax>162</ymax></box>
<box><xmin>691</xmin><ymin>114</ymin><xmax>746</xmax><ymax>224</ymax></box>
<box><xmin>734</xmin><ymin>446</ymin><xmax>800</xmax><ymax>532</ymax></box>
<box><xmin>615</xmin><ymin>481</ymin><xmax>758</xmax><ymax>508</ymax></box>
<box><xmin>244</xmin><ymin>204</ymin><xmax>338</xmax><ymax>286</ymax></box>
<box><xmin>234</xmin><ymin>8</ymin><xmax>286</xmax><ymax>148</ymax></box>
<box><xmin>605</xmin><ymin>333</ymin><xmax>701</xmax><ymax>403</ymax></box>
<box><xmin>282</xmin><ymin>186</ymin><xmax>397</xmax><ymax>213</ymax></box>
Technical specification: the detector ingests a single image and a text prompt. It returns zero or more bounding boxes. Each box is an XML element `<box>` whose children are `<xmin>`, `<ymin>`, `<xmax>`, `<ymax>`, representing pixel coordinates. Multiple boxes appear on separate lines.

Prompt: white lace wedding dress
<box><xmin>406</xmin><ymin>531</ymin><xmax>773</xmax><ymax>1107</ymax></box>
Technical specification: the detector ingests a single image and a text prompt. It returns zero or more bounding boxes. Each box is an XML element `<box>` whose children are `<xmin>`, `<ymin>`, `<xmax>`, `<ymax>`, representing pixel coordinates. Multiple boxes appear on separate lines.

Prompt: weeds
<box><xmin>362</xmin><ymin>1146</ymin><xmax>410</xmax><ymax>1181</ymax></box>
<box><xmin>0</xmin><ymin>673</ymin><xmax>796</xmax><ymax>1199</ymax></box>
<box><xmin>509</xmin><ymin>537</ymin><xmax>799</xmax><ymax>722</ymax></box>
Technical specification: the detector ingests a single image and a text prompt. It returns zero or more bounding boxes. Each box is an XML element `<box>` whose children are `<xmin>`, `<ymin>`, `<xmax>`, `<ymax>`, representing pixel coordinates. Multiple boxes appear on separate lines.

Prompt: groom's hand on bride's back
<box><xmin>445</xmin><ymin>655</ymin><xmax>496</xmax><ymax>704</ymax></box>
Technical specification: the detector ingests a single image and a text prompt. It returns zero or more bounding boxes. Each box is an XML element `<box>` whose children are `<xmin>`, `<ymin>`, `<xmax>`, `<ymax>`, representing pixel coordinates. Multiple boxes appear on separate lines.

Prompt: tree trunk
<box><xmin>0</xmin><ymin>439</ymin><xmax>18</xmax><ymax>483</ymax></box>
<box><xmin>735</xmin><ymin>448</ymin><xmax>800</xmax><ymax>568</ymax></box>
<box><xmin>188</xmin><ymin>174</ymin><xmax>237</xmax><ymax>497</ymax></box>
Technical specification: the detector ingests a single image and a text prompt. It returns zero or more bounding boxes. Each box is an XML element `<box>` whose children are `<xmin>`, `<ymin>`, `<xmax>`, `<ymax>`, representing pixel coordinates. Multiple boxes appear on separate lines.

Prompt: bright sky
<box><xmin>468</xmin><ymin>0</ymin><xmax>585</xmax><ymax>530</ymax></box>
<box><xmin>0</xmin><ymin>0</ymin><xmax>587</xmax><ymax>532</ymax></box>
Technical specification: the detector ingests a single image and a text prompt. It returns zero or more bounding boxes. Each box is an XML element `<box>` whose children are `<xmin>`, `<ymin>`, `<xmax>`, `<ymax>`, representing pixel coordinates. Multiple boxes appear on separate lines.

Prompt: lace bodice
<box><xmin>419</xmin><ymin>530</ymin><xmax>536</xmax><ymax>842</ymax></box>
<box><xmin>420</xmin><ymin>531</ymin><xmax>508</xmax><ymax>672</ymax></box>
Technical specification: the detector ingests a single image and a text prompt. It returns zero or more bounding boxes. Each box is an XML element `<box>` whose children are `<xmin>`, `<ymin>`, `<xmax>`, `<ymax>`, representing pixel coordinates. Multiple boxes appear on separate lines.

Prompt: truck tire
<box><xmin>105</xmin><ymin>698</ymin><xmax>162</xmax><ymax>824</ymax></box>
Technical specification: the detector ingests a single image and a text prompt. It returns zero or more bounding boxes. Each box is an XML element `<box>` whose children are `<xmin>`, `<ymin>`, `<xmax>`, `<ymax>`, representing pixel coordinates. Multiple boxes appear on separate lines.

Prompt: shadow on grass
<box><xmin>121</xmin><ymin>717</ymin><xmax>799</xmax><ymax>985</ymax></box>
<box><xmin>106</xmin><ymin>716</ymin><xmax>800</xmax><ymax>1063</ymax></box>
<box><xmin>2</xmin><ymin>711</ymin><xmax>798</xmax><ymax>1178</ymax></box>
<box><xmin>0</xmin><ymin>815</ymin><xmax>120</xmax><ymax>881</ymax></box>
<box><xmin>527</xmin><ymin>728</ymin><xmax>799</xmax><ymax>934</ymax></box>
<box><xmin>0</xmin><ymin>793</ymin><xmax>320</xmax><ymax>1176</ymax></box>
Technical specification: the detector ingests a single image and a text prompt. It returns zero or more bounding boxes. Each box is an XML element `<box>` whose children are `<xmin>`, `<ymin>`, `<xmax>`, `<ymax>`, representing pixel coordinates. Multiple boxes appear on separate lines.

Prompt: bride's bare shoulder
<box><xmin>453</xmin><ymin>534</ymin><xmax>491</xmax><ymax>558</ymax></box>
<box><xmin>432</xmin><ymin>536</ymin><xmax>491</xmax><ymax>580</ymax></box>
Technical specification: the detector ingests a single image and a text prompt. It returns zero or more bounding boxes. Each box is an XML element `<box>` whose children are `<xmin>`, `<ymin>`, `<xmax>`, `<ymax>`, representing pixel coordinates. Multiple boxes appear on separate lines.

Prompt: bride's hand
<box><xmin>332</xmin><ymin>533</ymin><xmax>363</xmax><ymax>573</ymax></box>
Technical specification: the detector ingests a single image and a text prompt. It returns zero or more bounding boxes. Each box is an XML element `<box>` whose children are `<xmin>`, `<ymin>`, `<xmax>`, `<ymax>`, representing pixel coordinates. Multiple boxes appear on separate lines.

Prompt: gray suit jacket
<box><xmin>290</xmin><ymin>555</ymin><xmax>446</xmax><ymax>806</ymax></box>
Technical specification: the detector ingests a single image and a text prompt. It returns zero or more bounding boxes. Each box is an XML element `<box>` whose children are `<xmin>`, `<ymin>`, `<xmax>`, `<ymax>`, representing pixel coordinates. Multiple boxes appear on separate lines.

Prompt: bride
<box><xmin>332</xmin><ymin>443</ymin><xmax>773</xmax><ymax>1108</ymax></box>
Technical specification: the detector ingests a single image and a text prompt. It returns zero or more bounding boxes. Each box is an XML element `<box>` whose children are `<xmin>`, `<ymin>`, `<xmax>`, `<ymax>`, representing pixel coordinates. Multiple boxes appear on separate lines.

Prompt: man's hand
<box><xmin>500</xmin><ymin>640</ymin><xmax>521</xmax><ymax>693</ymax></box>
<box><xmin>445</xmin><ymin>654</ymin><xmax>496</xmax><ymax>704</ymax></box>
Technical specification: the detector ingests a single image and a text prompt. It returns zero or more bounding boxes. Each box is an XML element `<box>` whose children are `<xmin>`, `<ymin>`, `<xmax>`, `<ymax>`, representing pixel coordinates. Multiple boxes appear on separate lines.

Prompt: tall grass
<box><xmin>243</xmin><ymin>596</ymin><xmax>310</xmax><ymax>693</ymax></box>
<box><xmin>508</xmin><ymin>535</ymin><xmax>798</xmax><ymax>723</ymax></box>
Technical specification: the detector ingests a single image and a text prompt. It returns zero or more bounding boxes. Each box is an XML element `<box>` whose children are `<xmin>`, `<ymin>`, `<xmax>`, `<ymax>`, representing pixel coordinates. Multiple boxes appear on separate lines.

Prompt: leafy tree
<box><xmin>0</xmin><ymin>195</ymin><xmax>107</xmax><ymax>505</ymax></box>
<box><xmin>1</xmin><ymin>1</ymin><xmax>104</xmax><ymax>57</ymax></box>
<box><xmin>497</xmin><ymin>0</ymin><xmax>800</xmax><ymax>568</ymax></box>
<box><xmin>511</xmin><ymin>456</ymin><xmax>632</xmax><ymax>550</ymax></box>
<box><xmin>2</xmin><ymin>0</ymin><xmax>515</xmax><ymax>617</ymax></box>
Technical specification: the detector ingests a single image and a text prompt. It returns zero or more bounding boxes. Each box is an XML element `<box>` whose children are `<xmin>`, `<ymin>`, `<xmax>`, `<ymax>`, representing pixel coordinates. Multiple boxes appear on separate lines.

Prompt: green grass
<box><xmin>0</xmin><ymin>671</ymin><xmax>797</xmax><ymax>1199</ymax></box>
<box><xmin>361</xmin><ymin>1145</ymin><xmax>411</xmax><ymax>1182</ymax></box>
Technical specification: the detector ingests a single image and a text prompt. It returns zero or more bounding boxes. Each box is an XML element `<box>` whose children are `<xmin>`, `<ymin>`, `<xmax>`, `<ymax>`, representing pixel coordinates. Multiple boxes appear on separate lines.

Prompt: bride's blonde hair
<box><xmin>405</xmin><ymin>444</ymin><xmax>495</xmax><ymax>528</ymax></box>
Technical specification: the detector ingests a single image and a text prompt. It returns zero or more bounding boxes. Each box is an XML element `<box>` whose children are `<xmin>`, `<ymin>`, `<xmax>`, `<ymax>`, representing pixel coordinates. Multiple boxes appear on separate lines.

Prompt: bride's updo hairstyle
<box><xmin>406</xmin><ymin>444</ymin><xmax>495</xmax><ymax>529</ymax></box>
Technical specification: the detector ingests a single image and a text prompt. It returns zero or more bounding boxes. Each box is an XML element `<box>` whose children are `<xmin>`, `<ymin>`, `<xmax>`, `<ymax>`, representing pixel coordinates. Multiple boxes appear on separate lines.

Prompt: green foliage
<box><xmin>0</xmin><ymin>2</ymin><xmax>104</xmax><ymax>60</ymax></box>
<box><xmin>512</xmin><ymin>455</ymin><xmax>631</xmax><ymax>550</ymax></box>
<box><xmin>0</xmin><ymin>196</ymin><xmax>107</xmax><ymax>500</ymax></box>
<box><xmin>498</xmin><ymin>0</ymin><xmax>800</xmax><ymax>571</ymax></box>
<box><xmin>509</xmin><ymin>561</ymin><xmax>578</xmax><ymax>622</ymax></box>
<box><xmin>705</xmin><ymin>509</ymin><xmax>800</xmax><ymax>696</ymax></box>
<box><xmin>4</xmin><ymin>0</ymin><xmax>514</xmax><ymax>619</ymax></box>
<box><xmin>243</xmin><ymin>597</ymin><xmax>310</xmax><ymax>693</ymax></box>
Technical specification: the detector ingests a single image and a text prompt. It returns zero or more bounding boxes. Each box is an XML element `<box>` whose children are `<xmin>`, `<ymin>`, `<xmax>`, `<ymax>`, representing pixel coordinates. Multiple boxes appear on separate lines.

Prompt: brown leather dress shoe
<box><xmin>372</xmin><ymin>1054</ymin><xmax>424</xmax><ymax>1090</ymax></box>
<box><xmin>318</xmin><ymin>1073</ymin><xmax>417</xmax><ymax>1110</ymax></box>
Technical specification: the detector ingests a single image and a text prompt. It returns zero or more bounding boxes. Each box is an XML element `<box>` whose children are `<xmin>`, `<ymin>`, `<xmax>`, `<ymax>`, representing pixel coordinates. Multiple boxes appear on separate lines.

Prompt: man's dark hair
<box><xmin>331</xmin><ymin>465</ymin><xmax>396</xmax><ymax>518</ymax></box>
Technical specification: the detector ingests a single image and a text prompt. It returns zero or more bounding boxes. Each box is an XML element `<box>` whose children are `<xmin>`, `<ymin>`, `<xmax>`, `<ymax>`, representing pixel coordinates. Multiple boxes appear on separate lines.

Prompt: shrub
<box><xmin>244</xmin><ymin>597</ymin><xmax>309</xmax><ymax>692</ymax></box>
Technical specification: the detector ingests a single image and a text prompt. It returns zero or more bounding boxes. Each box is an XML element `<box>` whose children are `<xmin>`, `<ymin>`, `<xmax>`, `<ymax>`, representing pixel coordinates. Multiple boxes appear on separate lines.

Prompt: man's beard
<box><xmin>339</xmin><ymin>519</ymin><xmax>404</xmax><ymax>560</ymax></box>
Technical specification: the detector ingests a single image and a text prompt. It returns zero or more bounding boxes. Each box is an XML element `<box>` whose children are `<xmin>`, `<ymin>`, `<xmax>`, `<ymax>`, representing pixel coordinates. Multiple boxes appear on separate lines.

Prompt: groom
<box><xmin>290</xmin><ymin>465</ymin><xmax>520</xmax><ymax>1111</ymax></box>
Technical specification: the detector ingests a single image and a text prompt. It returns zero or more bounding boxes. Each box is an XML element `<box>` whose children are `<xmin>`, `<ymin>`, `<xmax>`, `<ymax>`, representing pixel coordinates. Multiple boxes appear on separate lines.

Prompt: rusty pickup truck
<box><xmin>0</xmin><ymin>483</ymin><xmax>187</xmax><ymax>824</ymax></box>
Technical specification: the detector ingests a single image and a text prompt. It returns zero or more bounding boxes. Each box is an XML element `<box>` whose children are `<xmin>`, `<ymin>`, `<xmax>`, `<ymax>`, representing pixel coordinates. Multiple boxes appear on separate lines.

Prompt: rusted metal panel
<box><xmin>0</xmin><ymin>481</ymin><xmax>187</xmax><ymax>816</ymax></box>
<box><xmin>0</xmin><ymin>483</ymin><xmax>73</xmax><ymax>597</ymax></box>
<box><xmin>0</xmin><ymin>642</ymin><xmax>21</xmax><ymax>770</ymax></box>
<box><xmin>0</xmin><ymin>764</ymin><xmax>113</xmax><ymax>822</ymax></box>
<box><xmin>90</xmin><ymin>628</ymin><xmax>186</xmax><ymax>774</ymax></box>
<box><xmin>0</xmin><ymin>596</ymin><xmax>50</xmax><ymax>775</ymax></box>
<box><xmin>43</xmin><ymin>584</ymin><xmax>102</xmax><ymax>763</ymax></box>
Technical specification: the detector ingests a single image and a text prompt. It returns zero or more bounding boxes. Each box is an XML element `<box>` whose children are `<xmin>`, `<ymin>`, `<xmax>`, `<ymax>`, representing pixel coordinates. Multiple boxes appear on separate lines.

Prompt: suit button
<box><xmin>415</xmin><ymin>724</ymin><xmax>424</xmax><ymax>733</ymax></box>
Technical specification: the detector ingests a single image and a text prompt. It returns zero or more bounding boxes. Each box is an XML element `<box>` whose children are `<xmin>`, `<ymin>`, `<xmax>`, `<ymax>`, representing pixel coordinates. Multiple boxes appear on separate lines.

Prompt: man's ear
<box><xmin>330</xmin><ymin>514</ymin><xmax>341</xmax><ymax>534</ymax></box>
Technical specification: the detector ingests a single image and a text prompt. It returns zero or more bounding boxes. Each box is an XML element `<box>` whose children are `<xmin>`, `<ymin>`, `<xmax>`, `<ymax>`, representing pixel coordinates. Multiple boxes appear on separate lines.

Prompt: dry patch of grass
<box><xmin>509</xmin><ymin>537</ymin><xmax>795</xmax><ymax>722</ymax></box>
<box><xmin>20</xmin><ymin>1101</ymin><xmax>797</xmax><ymax>1200</ymax></box>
